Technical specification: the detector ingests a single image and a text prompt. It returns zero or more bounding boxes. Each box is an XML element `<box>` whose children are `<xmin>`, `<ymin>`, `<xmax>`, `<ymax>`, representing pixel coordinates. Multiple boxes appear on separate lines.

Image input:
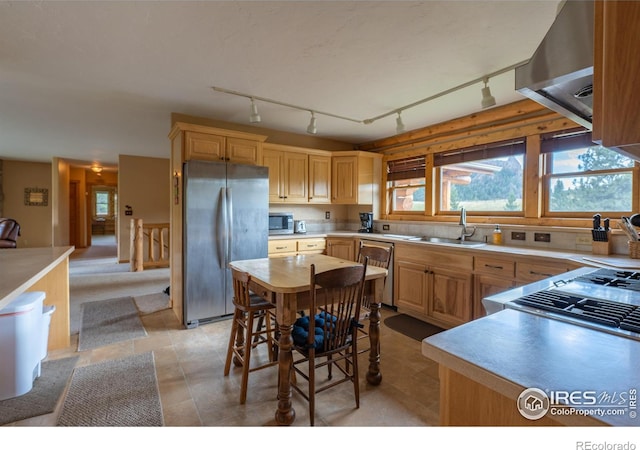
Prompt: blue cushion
<box><xmin>292</xmin><ymin>312</ymin><xmax>337</xmax><ymax>350</ymax></box>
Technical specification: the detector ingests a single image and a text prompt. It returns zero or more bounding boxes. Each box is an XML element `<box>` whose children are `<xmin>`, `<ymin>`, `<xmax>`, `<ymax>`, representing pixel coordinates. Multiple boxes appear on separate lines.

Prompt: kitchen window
<box><xmin>387</xmin><ymin>156</ymin><xmax>427</xmax><ymax>213</ymax></box>
<box><xmin>542</xmin><ymin>131</ymin><xmax>637</xmax><ymax>216</ymax></box>
<box><xmin>435</xmin><ymin>139</ymin><xmax>525</xmax><ymax>214</ymax></box>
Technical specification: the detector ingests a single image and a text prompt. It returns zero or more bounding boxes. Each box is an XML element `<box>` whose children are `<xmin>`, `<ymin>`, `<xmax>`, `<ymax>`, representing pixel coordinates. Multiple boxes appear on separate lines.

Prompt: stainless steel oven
<box><xmin>268</xmin><ymin>212</ymin><xmax>294</xmax><ymax>235</ymax></box>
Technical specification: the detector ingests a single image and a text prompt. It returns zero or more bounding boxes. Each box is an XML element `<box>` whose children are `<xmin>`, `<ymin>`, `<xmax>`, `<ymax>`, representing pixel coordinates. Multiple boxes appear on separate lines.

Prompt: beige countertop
<box><xmin>269</xmin><ymin>231</ymin><xmax>640</xmax><ymax>270</ymax></box>
<box><xmin>422</xmin><ymin>309</ymin><xmax>640</xmax><ymax>426</ymax></box>
<box><xmin>0</xmin><ymin>246</ymin><xmax>74</xmax><ymax>310</ymax></box>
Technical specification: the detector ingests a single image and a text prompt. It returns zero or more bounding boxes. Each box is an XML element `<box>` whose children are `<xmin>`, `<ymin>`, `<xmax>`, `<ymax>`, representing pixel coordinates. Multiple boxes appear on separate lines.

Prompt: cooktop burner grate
<box><xmin>573</xmin><ymin>269</ymin><xmax>640</xmax><ymax>292</ymax></box>
<box><xmin>513</xmin><ymin>290</ymin><xmax>640</xmax><ymax>334</ymax></box>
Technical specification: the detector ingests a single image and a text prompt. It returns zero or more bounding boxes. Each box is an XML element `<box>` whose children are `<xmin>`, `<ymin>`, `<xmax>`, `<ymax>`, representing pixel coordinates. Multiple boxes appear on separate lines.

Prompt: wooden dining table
<box><xmin>228</xmin><ymin>253</ymin><xmax>388</xmax><ymax>426</ymax></box>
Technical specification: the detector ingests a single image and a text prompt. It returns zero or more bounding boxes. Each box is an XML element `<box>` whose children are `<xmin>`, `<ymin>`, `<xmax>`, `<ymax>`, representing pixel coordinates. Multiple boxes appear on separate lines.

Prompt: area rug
<box><xmin>78</xmin><ymin>297</ymin><xmax>147</xmax><ymax>351</ymax></box>
<box><xmin>57</xmin><ymin>352</ymin><xmax>164</xmax><ymax>426</ymax></box>
<box><xmin>132</xmin><ymin>291</ymin><xmax>170</xmax><ymax>315</ymax></box>
<box><xmin>384</xmin><ymin>313</ymin><xmax>445</xmax><ymax>342</ymax></box>
<box><xmin>0</xmin><ymin>356</ymin><xmax>79</xmax><ymax>425</ymax></box>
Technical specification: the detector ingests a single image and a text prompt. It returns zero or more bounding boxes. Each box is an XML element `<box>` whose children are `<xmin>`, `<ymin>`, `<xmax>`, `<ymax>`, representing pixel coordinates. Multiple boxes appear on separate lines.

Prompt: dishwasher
<box><xmin>359</xmin><ymin>239</ymin><xmax>395</xmax><ymax>310</ymax></box>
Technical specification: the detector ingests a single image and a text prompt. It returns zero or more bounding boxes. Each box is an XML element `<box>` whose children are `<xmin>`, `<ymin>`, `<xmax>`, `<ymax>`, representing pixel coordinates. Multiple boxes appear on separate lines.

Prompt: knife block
<box><xmin>592</xmin><ymin>236</ymin><xmax>612</xmax><ymax>255</ymax></box>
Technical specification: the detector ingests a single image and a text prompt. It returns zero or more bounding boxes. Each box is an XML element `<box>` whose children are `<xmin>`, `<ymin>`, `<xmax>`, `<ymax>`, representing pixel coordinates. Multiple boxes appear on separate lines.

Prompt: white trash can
<box><xmin>40</xmin><ymin>305</ymin><xmax>56</xmax><ymax>362</ymax></box>
<box><xmin>0</xmin><ymin>291</ymin><xmax>45</xmax><ymax>401</ymax></box>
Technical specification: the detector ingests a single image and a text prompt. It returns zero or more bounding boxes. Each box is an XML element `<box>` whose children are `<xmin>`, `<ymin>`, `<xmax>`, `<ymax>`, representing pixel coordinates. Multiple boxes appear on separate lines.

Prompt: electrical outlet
<box><xmin>325</xmin><ymin>211</ymin><xmax>330</xmax><ymax>219</ymax></box>
<box><xmin>576</xmin><ymin>235</ymin><xmax>592</xmax><ymax>245</ymax></box>
<box><xmin>382</xmin><ymin>224</ymin><xmax>390</xmax><ymax>231</ymax></box>
<box><xmin>534</xmin><ymin>232</ymin><xmax>551</xmax><ymax>242</ymax></box>
<box><xmin>511</xmin><ymin>232</ymin><xmax>526</xmax><ymax>241</ymax></box>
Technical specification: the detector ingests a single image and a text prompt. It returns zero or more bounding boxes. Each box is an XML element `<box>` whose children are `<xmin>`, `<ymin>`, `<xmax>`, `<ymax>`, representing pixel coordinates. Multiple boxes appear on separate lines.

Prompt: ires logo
<box><xmin>517</xmin><ymin>388</ymin><xmax>637</xmax><ymax>421</ymax></box>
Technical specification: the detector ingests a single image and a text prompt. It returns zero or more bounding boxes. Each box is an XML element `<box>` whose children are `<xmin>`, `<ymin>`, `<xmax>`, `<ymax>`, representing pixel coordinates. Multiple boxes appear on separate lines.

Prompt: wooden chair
<box><xmin>355</xmin><ymin>242</ymin><xmax>392</xmax><ymax>352</ymax></box>
<box><xmin>224</xmin><ymin>269</ymin><xmax>278</xmax><ymax>404</ymax></box>
<box><xmin>290</xmin><ymin>259</ymin><xmax>368</xmax><ymax>426</ymax></box>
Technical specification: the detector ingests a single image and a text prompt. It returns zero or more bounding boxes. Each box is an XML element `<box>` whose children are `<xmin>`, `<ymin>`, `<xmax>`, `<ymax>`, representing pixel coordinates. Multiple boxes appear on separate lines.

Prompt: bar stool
<box><xmin>224</xmin><ymin>269</ymin><xmax>278</xmax><ymax>404</ymax></box>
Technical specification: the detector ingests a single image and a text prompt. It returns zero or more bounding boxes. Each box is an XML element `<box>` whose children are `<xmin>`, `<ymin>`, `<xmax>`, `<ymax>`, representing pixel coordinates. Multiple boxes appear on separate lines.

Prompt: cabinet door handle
<box><xmin>485</xmin><ymin>264</ymin><xmax>504</xmax><ymax>269</ymax></box>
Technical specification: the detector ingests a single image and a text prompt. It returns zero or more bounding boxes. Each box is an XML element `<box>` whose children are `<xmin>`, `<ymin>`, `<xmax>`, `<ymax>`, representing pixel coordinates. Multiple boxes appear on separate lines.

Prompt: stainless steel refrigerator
<box><xmin>182</xmin><ymin>159</ymin><xmax>269</xmax><ymax>328</ymax></box>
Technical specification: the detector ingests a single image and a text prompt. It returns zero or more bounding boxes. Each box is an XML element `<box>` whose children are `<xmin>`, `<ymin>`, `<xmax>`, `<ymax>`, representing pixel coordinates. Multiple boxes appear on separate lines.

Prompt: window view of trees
<box><xmin>95</xmin><ymin>191</ymin><xmax>111</xmax><ymax>216</ymax></box>
<box><xmin>548</xmin><ymin>146</ymin><xmax>634</xmax><ymax>212</ymax></box>
<box><xmin>442</xmin><ymin>155</ymin><xmax>524</xmax><ymax>212</ymax></box>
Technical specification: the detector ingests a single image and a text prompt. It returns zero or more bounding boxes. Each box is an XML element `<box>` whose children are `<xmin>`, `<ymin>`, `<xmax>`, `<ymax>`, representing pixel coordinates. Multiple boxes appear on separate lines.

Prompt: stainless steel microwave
<box><xmin>269</xmin><ymin>212</ymin><xmax>294</xmax><ymax>235</ymax></box>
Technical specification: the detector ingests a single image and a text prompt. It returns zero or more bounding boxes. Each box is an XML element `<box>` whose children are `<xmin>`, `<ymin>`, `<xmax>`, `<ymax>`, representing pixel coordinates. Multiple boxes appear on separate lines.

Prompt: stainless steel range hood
<box><xmin>515</xmin><ymin>1</ymin><xmax>594</xmax><ymax>129</ymax></box>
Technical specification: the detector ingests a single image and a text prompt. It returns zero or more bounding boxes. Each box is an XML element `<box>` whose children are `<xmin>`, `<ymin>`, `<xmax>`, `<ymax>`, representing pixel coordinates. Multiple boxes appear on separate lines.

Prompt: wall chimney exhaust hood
<box><xmin>515</xmin><ymin>1</ymin><xmax>594</xmax><ymax>130</ymax></box>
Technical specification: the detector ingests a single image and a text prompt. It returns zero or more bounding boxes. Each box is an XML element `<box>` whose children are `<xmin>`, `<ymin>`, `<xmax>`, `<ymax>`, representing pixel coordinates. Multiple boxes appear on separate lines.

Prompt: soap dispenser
<box><xmin>492</xmin><ymin>225</ymin><xmax>502</xmax><ymax>245</ymax></box>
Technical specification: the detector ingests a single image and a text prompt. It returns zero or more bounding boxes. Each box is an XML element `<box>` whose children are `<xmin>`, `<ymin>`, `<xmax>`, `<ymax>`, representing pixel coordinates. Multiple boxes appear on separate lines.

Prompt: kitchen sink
<box><xmin>406</xmin><ymin>236</ymin><xmax>486</xmax><ymax>247</ymax></box>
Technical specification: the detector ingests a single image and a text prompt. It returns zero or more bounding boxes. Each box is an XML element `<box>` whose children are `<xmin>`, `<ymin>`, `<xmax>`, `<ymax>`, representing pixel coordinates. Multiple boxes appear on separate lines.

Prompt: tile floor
<box><xmin>5</xmin><ymin>237</ymin><xmax>441</xmax><ymax>428</ymax></box>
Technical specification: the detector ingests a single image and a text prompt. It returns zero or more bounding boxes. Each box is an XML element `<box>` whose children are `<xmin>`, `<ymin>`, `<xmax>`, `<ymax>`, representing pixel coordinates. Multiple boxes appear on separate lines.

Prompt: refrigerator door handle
<box><xmin>218</xmin><ymin>187</ymin><xmax>227</xmax><ymax>269</ymax></box>
<box><xmin>226</xmin><ymin>187</ymin><xmax>233</xmax><ymax>264</ymax></box>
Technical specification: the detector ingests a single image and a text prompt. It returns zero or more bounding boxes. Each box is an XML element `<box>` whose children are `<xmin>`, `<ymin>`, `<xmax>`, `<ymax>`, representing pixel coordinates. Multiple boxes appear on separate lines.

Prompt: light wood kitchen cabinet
<box><xmin>308</xmin><ymin>153</ymin><xmax>332</xmax><ymax>204</ymax></box>
<box><xmin>331</xmin><ymin>151</ymin><xmax>382</xmax><ymax>205</ymax></box>
<box><xmin>592</xmin><ymin>0</ymin><xmax>640</xmax><ymax>159</ymax></box>
<box><xmin>515</xmin><ymin>260</ymin><xmax>573</xmax><ymax>284</ymax></box>
<box><xmin>268</xmin><ymin>239</ymin><xmax>298</xmax><ymax>257</ymax></box>
<box><xmin>325</xmin><ymin>237</ymin><xmax>355</xmax><ymax>261</ymax></box>
<box><xmin>472</xmin><ymin>255</ymin><xmax>516</xmax><ymax>319</ymax></box>
<box><xmin>473</xmin><ymin>274</ymin><xmax>516</xmax><ymax>319</ymax></box>
<box><xmin>268</xmin><ymin>237</ymin><xmax>326</xmax><ymax>257</ymax></box>
<box><xmin>394</xmin><ymin>244</ymin><xmax>473</xmax><ymax>328</ymax></box>
<box><xmin>177</xmin><ymin>125</ymin><xmax>265</xmax><ymax>164</ymax></box>
<box><xmin>297</xmin><ymin>238</ymin><xmax>326</xmax><ymax>255</ymax></box>
<box><xmin>263</xmin><ymin>145</ymin><xmax>308</xmax><ymax>203</ymax></box>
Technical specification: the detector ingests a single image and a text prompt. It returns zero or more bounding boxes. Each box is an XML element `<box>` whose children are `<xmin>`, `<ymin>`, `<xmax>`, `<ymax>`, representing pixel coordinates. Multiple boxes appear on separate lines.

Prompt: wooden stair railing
<box><xmin>130</xmin><ymin>218</ymin><xmax>170</xmax><ymax>272</ymax></box>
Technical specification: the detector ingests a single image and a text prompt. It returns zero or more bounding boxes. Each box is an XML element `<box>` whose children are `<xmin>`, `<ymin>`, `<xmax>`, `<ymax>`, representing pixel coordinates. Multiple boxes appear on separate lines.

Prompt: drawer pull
<box><xmin>276</xmin><ymin>246</ymin><xmax>287</xmax><ymax>250</ymax></box>
<box><xmin>485</xmin><ymin>264</ymin><xmax>503</xmax><ymax>269</ymax></box>
<box><xmin>305</xmin><ymin>244</ymin><xmax>317</xmax><ymax>248</ymax></box>
<box><xmin>530</xmin><ymin>270</ymin><xmax>553</xmax><ymax>277</ymax></box>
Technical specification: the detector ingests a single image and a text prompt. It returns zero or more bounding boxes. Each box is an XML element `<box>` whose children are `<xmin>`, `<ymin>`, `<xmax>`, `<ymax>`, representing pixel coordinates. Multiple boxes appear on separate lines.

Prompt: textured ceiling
<box><xmin>0</xmin><ymin>1</ymin><xmax>561</xmax><ymax>167</ymax></box>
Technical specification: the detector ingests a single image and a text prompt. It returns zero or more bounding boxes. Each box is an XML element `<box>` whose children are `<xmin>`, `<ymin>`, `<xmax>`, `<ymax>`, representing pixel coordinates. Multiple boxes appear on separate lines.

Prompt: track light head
<box><xmin>395</xmin><ymin>111</ymin><xmax>405</xmax><ymax>134</ymax></box>
<box><xmin>307</xmin><ymin>112</ymin><xmax>317</xmax><ymax>134</ymax></box>
<box><xmin>481</xmin><ymin>77</ymin><xmax>496</xmax><ymax>109</ymax></box>
<box><xmin>249</xmin><ymin>98</ymin><xmax>261</xmax><ymax>123</ymax></box>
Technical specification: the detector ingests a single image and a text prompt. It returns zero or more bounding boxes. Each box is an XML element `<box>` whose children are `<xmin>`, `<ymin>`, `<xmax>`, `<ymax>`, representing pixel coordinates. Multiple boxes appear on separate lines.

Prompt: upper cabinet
<box><xmin>331</xmin><ymin>151</ymin><xmax>382</xmax><ymax>205</ymax></box>
<box><xmin>592</xmin><ymin>0</ymin><xmax>640</xmax><ymax>158</ymax></box>
<box><xmin>169</xmin><ymin>122</ymin><xmax>267</xmax><ymax>165</ymax></box>
<box><xmin>262</xmin><ymin>144</ymin><xmax>332</xmax><ymax>204</ymax></box>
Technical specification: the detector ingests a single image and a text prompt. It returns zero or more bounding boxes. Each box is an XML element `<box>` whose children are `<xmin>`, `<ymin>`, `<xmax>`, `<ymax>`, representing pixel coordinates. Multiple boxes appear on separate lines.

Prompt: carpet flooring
<box><xmin>57</xmin><ymin>352</ymin><xmax>163</xmax><ymax>426</ymax></box>
<box><xmin>0</xmin><ymin>356</ymin><xmax>79</xmax><ymax>426</ymax></box>
<box><xmin>78</xmin><ymin>297</ymin><xmax>147</xmax><ymax>351</ymax></box>
<box><xmin>384</xmin><ymin>313</ymin><xmax>445</xmax><ymax>342</ymax></box>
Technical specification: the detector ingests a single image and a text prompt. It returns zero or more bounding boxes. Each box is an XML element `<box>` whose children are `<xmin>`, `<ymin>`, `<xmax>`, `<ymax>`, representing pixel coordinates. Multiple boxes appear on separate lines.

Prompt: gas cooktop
<box><xmin>487</xmin><ymin>267</ymin><xmax>640</xmax><ymax>341</ymax></box>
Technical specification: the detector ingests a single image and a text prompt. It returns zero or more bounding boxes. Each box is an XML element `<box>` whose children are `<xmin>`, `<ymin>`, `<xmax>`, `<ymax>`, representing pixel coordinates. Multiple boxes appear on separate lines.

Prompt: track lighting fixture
<box><xmin>395</xmin><ymin>111</ymin><xmax>405</xmax><ymax>134</ymax></box>
<box><xmin>249</xmin><ymin>98</ymin><xmax>261</xmax><ymax>123</ymax></box>
<box><xmin>306</xmin><ymin>111</ymin><xmax>317</xmax><ymax>135</ymax></box>
<box><xmin>212</xmin><ymin>61</ymin><xmax>525</xmax><ymax>134</ymax></box>
<box><xmin>481</xmin><ymin>77</ymin><xmax>496</xmax><ymax>109</ymax></box>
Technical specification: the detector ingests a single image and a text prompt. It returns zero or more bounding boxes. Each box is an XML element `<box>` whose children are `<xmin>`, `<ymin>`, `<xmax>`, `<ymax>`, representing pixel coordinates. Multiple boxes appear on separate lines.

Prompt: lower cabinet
<box><xmin>325</xmin><ymin>237</ymin><xmax>355</xmax><ymax>261</ymax></box>
<box><xmin>473</xmin><ymin>274</ymin><xmax>516</xmax><ymax>319</ymax></box>
<box><xmin>394</xmin><ymin>244</ymin><xmax>473</xmax><ymax>329</ymax></box>
<box><xmin>268</xmin><ymin>237</ymin><xmax>327</xmax><ymax>257</ymax></box>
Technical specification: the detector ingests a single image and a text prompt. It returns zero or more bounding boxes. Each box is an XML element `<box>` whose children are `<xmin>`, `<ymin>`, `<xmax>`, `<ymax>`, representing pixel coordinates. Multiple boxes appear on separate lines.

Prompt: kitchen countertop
<box><xmin>421</xmin><ymin>308</ymin><xmax>640</xmax><ymax>426</ymax></box>
<box><xmin>0</xmin><ymin>246</ymin><xmax>74</xmax><ymax>310</ymax></box>
<box><xmin>269</xmin><ymin>231</ymin><xmax>640</xmax><ymax>270</ymax></box>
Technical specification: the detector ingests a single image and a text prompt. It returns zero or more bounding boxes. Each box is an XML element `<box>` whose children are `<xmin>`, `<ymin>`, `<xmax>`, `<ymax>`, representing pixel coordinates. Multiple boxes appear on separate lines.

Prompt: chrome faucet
<box><xmin>458</xmin><ymin>207</ymin><xmax>476</xmax><ymax>242</ymax></box>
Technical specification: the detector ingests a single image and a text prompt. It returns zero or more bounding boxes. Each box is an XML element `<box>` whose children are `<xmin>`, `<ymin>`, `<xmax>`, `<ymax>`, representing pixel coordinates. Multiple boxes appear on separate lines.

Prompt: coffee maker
<box><xmin>359</xmin><ymin>212</ymin><xmax>373</xmax><ymax>233</ymax></box>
